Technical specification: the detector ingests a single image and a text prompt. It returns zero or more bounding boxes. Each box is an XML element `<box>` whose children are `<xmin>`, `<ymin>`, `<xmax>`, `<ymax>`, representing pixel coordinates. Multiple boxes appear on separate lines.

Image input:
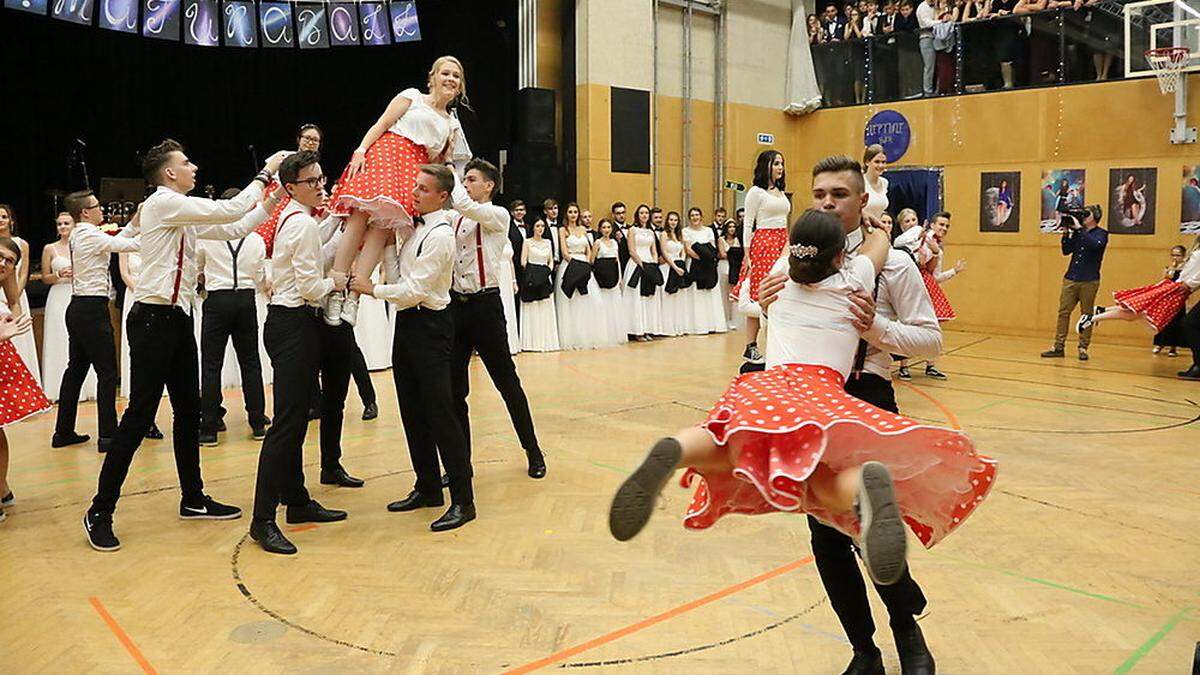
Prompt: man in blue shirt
<box><xmin>1042</xmin><ymin>204</ymin><xmax>1107</xmax><ymax>361</ymax></box>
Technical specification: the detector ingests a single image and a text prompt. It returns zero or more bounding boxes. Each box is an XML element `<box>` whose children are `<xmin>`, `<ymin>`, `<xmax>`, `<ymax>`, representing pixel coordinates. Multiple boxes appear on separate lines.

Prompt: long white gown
<box><xmin>518</xmin><ymin>239</ymin><xmax>560</xmax><ymax>352</ymax></box>
<box><xmin>10</xmin><ymin>237</ymin><xmax>41</xmax><ymax>388</ymax></box>
<box><xmin>594</xmin><ymin>238</ymin><xmax>629</xmax><ymax>346</ymax></box>
<box><xmin>683</xmin><ymin>226</ymin><xmax>728</xmax><ymax>335</ymax></box>
<box><xmin>658</xmin><ymin>237</ymin><xmax>690</xmax><ymax>337</ymax></box>
<box><xmin>555</xmin><ymin>230</ymin><xmax>611</xmax><ymax>350</ymax></box>
<box><xmin>354</xmin><ymin>267</ymin><xmax>394</xmax><ymax>370</ymax></box>
<box><xmin>622</xmin><ymin>227</ymin><xmax>663</xmax><ymax>337</ymax></box>
<box><xmin>497</xmin><ymin>239</ymin><xmax>521</xmax><ymax>354</ymax></box>
<box><xmin>42</xmin><ymin>253</ymin><xmax>95</xmax><ymax>402</ymax></box>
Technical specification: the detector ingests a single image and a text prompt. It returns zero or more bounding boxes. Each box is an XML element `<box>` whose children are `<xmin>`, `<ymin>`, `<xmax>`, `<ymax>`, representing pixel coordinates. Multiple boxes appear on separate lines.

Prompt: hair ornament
<box><xmin>790</xmin><ymin>243</ymin><xmax>819</xmax><ymax>259</ymax></box>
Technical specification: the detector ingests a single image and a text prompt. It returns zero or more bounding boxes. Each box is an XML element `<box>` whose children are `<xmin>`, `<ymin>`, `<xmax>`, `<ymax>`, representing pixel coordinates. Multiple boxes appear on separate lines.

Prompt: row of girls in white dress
<box><xmin>516</xmin><ymin>204</ymin><xmax>735</xmax><ymax>352</ymax></box>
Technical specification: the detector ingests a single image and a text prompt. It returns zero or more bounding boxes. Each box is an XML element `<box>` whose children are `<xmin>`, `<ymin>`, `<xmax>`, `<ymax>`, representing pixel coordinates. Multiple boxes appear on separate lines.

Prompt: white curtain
<box><xmin>785</xmin><ymin>0</ymin><xmax>822</xmax><ymax>115</ymax></box>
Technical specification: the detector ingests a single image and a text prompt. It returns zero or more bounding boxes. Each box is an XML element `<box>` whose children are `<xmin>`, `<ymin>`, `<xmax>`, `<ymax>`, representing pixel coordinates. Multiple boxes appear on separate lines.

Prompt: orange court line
<box><xmin>898</xmin><ymin>381</ymin><xmax>962</xmax><ymax>430</ymax></box>
<box><xmin>502</xmin><ymin>556</ymin><xmax>815</xmax><ymax>674</ymax></box>
<box><xmin>286</xmin><ymin>524</ymin><xmax>320</xmax><ymax>533</ymax></box>
<box><xmin>88</xmin><ymin>597</ymin><xmax>158</xmax><ymax>675</ymax></box>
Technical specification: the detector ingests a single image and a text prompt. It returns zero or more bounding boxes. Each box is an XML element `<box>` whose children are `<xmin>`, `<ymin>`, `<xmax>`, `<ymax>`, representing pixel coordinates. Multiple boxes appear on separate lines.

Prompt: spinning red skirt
<box><xmin>681</xmin><ymin>364</ymin><xmax>997</xmax><ymax>548</ymax></box>
<box><xmin>0</xmin><ymin>341</ymin><xmax>52</xmax><ymax>427</ymax></box>
<box><xmin>920</xmin><ymin>270</ymin><xmax>956</xmax><ymax>322</ymax></box>
<box><xmin>1112</xmin><ymin>279</ymin><xmax>1191</xmax><ymax>332</ymax></box>
<box><xmin>329</xmin><ymin>132</ymin><xmax>426</xmax><ymax>231</ymax></box>
<box><xmin>730</xmin><ymin>228</ymin><xmax>789</xmax><ymax>303</ymax></box>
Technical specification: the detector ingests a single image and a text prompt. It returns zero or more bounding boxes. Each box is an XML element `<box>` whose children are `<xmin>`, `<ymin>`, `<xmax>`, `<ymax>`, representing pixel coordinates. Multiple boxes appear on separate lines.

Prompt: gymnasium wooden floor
<box><xmin>1</xmin><ymin>330</ymin><xmax>1197</xmax><ymax>674</ymax></box>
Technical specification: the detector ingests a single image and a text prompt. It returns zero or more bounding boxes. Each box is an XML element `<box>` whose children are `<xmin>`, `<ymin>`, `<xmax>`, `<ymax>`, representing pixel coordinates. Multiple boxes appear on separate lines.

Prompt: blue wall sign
<box><xmin>863</xmin><ymin>110</ymin><xmax>911</xmax><ymax>163</ymax></box>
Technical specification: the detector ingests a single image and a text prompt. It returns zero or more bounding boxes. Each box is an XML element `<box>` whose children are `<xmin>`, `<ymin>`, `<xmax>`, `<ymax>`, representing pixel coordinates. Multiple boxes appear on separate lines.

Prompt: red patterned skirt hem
<box><xmin>0</xmin><ymin>341</ymin><xmax>53</xmax><ymax>427</ymax></box>
<box><xmin>921</xmin><ymin>270</ymin><xmax>956</xmax><ymax>321</ymax></box>
<box><xmin>737</xmin><ymin>228</ymin><xmax>789</xmax><ymax>303</ymax></box>
<box><xmin>680</xmin><ymin>364</ymin><xmax>997</xmax><ymax>548</ymax></box>
<box><xmin>328</xmin><ymin>132</ymin><xmax>425</xmax><ymax>231</ymax></box>
<box><xmin>1113</xmin><ymin>280</ymin><xmax>1190</xmax><ymax>332</ymax></box>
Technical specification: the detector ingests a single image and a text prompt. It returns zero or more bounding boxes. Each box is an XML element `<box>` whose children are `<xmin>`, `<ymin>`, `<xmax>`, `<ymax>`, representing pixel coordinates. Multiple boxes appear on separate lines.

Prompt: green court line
<box><xmin>936</xmin><ymin>553</ymin><xmax>1148</xmax><ymax>609</ymax></box>
<box><xmin>1112</xmin><ymin>607</ymin><xmax>1195</xmax><ymax>674</ymax></box>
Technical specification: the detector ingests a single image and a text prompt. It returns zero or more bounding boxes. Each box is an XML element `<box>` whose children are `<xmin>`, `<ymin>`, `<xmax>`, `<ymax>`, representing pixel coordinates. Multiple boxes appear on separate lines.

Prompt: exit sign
<box><xmin>757</xmin><ymin>133</ymin><xmax>775</xmax><ymax>145</ymax></box>
<box><xmin>724</xmin><ymin>180</ymin><xmax>746</xmax><ymax>192</ymax></box>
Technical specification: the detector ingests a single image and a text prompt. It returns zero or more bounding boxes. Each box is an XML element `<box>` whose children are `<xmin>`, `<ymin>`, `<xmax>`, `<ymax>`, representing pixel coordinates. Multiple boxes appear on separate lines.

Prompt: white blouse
<box><xmin>864</xmin><ymin>175</ymin><xmax>889</xmax><ymax>221</ymax></box>
<box><xmin>389</xmin><ymin>88</ymin><xmax>458</xmax><ymax>159</ymax></box>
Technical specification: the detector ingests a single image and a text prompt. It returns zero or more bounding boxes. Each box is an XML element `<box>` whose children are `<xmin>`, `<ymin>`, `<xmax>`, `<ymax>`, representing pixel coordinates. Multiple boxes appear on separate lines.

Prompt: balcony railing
<box><xmin>809</xmin><ymin>6</ymin><xmax>1134</xmax><ymax>108</ymax></box>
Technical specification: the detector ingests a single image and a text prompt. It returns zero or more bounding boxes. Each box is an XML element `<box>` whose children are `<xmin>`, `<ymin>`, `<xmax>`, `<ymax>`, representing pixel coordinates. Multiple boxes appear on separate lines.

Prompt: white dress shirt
<box><xmin>1179</xmin><ymin>249</ymin><xmax>1200</xmax><ymax>289</ymax></box>
<box><xmin>196</xmin><ymin>233</ymin><xmax>267</xmax><ymax>292</ymax></box>
<box><xmin>133</xmin><ymin>184</ymin><xmax>270</xmax><ymax>310</ymax></box>
<box><xmin>268</xmin><ymin>200</ymin><xmax>335</xmax><ymax>308</ymax></box>
<box><xmin>449</xmin><ymin>172</ymin><xmax>510</xmax><ymax>294</ymax></box>
<box><xmin>69</xmin><ymin>223</ymin><xmax>139</xmax><ymax>298</ymax></box>
<box><xmin>845</xmin><ymin>228</ymin><xmax>943</xmax><ymax>378</ymax></box>
<box><xmin>375</xmin><ymin>210</ymin><xmax>455</xmax><ymax>311</ymax></box>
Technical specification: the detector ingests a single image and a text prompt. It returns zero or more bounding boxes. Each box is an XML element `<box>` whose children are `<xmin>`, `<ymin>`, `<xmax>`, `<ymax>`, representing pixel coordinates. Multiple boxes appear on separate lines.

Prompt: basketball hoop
<box><xmin>1146</xmin><ymin>46</ymin><xmax>1191</xmax><ymax>94</ymax></box>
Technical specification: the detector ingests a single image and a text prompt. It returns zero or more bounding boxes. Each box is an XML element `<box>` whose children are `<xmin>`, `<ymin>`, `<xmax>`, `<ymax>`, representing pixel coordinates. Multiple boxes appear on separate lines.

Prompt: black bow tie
<box><xmin>413</xmin><ymin>215</ymin><xmax>425</xmax><ymax>226</ymax></box>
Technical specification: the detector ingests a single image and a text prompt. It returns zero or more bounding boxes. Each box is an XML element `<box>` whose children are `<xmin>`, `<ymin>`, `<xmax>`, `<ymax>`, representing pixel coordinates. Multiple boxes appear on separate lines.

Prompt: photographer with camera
<box><xmin>1042</xmin><ymin>204</ymin><xmax>1107</xmax><ymax>361</ymax></box>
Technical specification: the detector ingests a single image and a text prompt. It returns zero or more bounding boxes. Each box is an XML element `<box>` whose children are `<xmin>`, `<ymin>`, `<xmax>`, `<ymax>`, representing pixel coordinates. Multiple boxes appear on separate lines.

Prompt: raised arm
<box><xmin>450</xmin><ymin>171</ymin><xmax>509</xmax><ymax>233</ymax></box>
<box><xmin>194</xmin><ymin>188</ymin><xmax>285</xmax><ymax>241</ymax></box>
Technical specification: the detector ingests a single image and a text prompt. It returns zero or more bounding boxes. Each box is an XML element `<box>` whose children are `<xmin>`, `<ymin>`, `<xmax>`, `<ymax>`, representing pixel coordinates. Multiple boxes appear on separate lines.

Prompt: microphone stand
<box><xmin>76</xmin><ymin>140</ymin><xmax>91</xmax><ymax>190</ymax></box>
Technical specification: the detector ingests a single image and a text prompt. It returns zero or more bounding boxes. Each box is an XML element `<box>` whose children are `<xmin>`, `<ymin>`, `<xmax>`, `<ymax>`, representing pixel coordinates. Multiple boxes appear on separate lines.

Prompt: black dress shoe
<box><xmin>216</xmin><ymin>418</ymin><xmax>227</xmax><ymax>432</ymax></box>
<box><xmin>894</xmin><ymin>623</ymin><xmax>936</xmax><ymax>675</ymax></box>
<box><xmin>285</xmin><ymin>499</ymin><xmax>348</xmax><ymax>524</ymax></box>
<box><xmin>440</xmin><ymin>474</ymin><xmax>451</xmax><ymax>488</ymax></box>
<box><xmin>199</xmin><ymin>430</ymin><xmax>219</xmax><ymax>447</ymax></box>
<box><xmin>251</xmin><ymin>425</ymin><xmax>268</xmax><ymax>441</ymax></box>
<box><xmin>361</xmin><ymin>402</ymin><xmax>379</xmax><ymax>421</ymax></box>
<box><xmin>144</xmin><ymin>423</ymin><xmax>164</xmax><ymax>440</ymax></box>
<box><xmin>526</xmin><ymin>449</ymin><xmax>547</xmax><ymax>479</ymax></box>
<box><xmin>431</xmin><ymin>503</ymin><xmax>476</xmax><ymax>532</ymax></box>
<box><xmin>1179</xmin><ymin>366</ymin><xmax>1200</xmax><ymax>381</ymax></box>
<box><xmin>51</xmin><ymin>432</ymin><xmax>90</xmax><ymax>448</ymax></box>
<box><xmin>320</xmin><ymin>467</ymin><xmax>365</xmax><ymax>488</ymax></box>
<box><xmin>307</xmin><ymin>406</ymin><xmax>321</xmax><ymax>421</ymax></box>
<box><xmin>97</xmin><ymin>437</ymin><xmax>114</xmax><ymax>454</ymax></box>
<box><xmin>249</xmin><ymin>520</ymin><xmax>297</xmax><ymax>555</ymax></box>
<box><xmin>842</xmin><ymin>648</ymin><xmax>885</xmax><ymax>675</ymax></box>
<box><xmin>387</xmin><ymin>490</ymin><xmax>444</xmax><ymax>512</ymax></box>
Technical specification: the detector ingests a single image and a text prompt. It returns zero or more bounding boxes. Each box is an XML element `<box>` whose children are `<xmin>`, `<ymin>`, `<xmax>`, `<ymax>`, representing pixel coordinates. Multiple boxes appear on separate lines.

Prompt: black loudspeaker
<box><xmin>516</xmin><ymin>87</ymin><xmax>556</xmax><ymax>145</ymax></box>
<box><xmin>611</xmin><ymin>87</ymin><xmax>650</xmax><ymax>174</ymax></box>
<box><xmin>503</xmin><ymin>157</ymin><xmax>560</xmax><ymax>208</ymax></box>
<box><xmin>507</xmin><ymin>142</ymin><xmax>557</xmax><ymax>167</ymax></box>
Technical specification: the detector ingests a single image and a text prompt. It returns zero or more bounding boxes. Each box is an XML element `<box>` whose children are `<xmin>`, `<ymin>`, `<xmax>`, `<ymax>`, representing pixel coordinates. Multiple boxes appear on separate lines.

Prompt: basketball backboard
<box><xmin>1125</xmin><ymin>0</ymin><xmax>1200</xmax><ymax>77</ymax></box>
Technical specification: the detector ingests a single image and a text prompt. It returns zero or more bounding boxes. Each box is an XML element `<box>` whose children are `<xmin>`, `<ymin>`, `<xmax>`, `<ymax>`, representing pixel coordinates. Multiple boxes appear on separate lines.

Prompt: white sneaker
<box><xmin>340</xmin><ymin>292</ymin><xmax>359</xmax><ymax>327</ymax></box>
<box><xmin>324</xmin><ymin>291</ymin><xmax>344</xmax><ymax>326</ymax></box>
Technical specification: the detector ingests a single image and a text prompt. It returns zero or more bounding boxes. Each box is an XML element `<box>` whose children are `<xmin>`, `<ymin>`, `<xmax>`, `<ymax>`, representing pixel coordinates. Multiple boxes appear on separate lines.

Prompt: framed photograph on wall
<box><xmin>980</xmin><ymin>171</ymin><xmax>1020</xmax><ymax>233</ymax></box>
<box><xmin>1040</xmin><ymin>169</ymin><xmax>1085</xmax><ymax>233</ymax></box>
<box><xmin>1108</xmin><ymin>168</ymin><xmax>1156</xmax><ymax>235</ymax></box>
<box><xmin>1182</xmin><ymin>166</ymin><xmax>1200</xmax><ymax>234</ymax></box>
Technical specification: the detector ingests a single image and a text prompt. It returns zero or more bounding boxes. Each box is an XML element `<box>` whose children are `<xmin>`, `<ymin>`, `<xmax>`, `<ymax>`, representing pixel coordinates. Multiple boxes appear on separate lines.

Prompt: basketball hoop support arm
<box><xmin>1172</xmin><ymin>72</ymin><xmax>1198</xmax><ymax>143</ymax></box>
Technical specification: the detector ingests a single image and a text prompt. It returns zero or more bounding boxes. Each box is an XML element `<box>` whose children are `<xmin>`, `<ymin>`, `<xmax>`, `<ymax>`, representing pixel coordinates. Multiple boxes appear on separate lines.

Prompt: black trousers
<box><xmin>392</xmin><ymin>306</ymin><xmax>473</xmax><ymax>505</ymax></box>
<box><xmin>450</xmin><ymin>290</ymin><xmax>540</xmax><ymax>456</ymax></box>
<box><xmin>90</xmin><ymin>303</ymin><xmax>204</xmax><ymax>516</ymax></box>
<box><xmin>252</xmin><ymin>305</ymin><xmax>320</xmax><ymax>521</ymax></box>
<box><xmin>1185</xmin><ymin>301</ymin><xmax>1200</xmax><ymax>369</ymax></box>
<box><xmin>807</xmin><ymin>372</ymin><xmax>927</xmax><ymax>652</ymax></box>
<box><xmin>318</xmin><ymin>322</ymin><xmax>356</xmax><ymax>471</ymax></box>
<box><xmin>310</xmin><ymin>338</ymin><xmax>375</xmax><ymax>414</ymax></box>
<box><xmin>56</xmin><ymin>296</ymin><xmax>119</xmax><ymax>439</ymax></box>
<box><xmin>200</xmin><ymin>290</ymin><xmax>268</xmax><ymax>431</ymax></box>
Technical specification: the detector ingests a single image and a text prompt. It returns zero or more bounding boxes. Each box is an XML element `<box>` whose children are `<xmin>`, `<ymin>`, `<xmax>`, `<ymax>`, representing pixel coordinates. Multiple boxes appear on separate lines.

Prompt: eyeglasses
<box><xmin>287</xmin><ymin>175</ymin><xmax>327</xmax><ymax>189</ymax></box>
<box><xmin>299</xmin><ymin>136</ymin><xmax>321</xmax><ymax>143</ymax></box>
<box><xmin>84</xmin><ymin>203</ymin><xmax>102</xmax><ymax>211</ymax></box>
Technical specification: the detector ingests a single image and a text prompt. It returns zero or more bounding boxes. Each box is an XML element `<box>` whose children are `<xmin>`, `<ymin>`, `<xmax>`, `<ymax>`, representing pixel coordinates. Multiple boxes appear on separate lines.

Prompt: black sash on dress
<box><xmin>594</xmin><ymin>258</ymin><xmax>620</xmax><ymax>289</ymax></box>
<box><xmin>560</xmin><ymin>258</ymin><xmax>593</xmax><ymax>298</ymax></box>
<box><xmin>520</xmin><ymin>263</ymin><xmax>554</xmax><ymax>302</ymax></box>
<box><xmin>688</xmin><ymin>243</ymin><xmax>719</xmax><ymax>290</ymax></box>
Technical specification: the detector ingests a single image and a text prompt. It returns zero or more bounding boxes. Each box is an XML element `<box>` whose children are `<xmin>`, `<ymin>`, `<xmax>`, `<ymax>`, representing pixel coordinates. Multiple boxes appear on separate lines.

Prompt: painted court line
<box><xmin>89</xmin><ymin>597</ymin><xmax>157</xmax><ymax>675</ymax></box>
<box><xmin>1113</xmin><ymin>607</ymin><xmax>1195</xmax><ymax>674</ymax></box>
<box><xmin>897</xmin><ymin>382</ymin><xmax>961</xmax><ymax>430</ymax></box>
<box><xmin>501</xmin><ymin>556</ymin><xmax>815</xmax><ymax>674</ymax></box>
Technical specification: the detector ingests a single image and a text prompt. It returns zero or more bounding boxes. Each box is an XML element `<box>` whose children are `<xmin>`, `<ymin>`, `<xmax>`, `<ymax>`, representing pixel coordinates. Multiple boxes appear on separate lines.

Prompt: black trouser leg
<box><xmin>349</xmin><ymin>340</ymin><xmax>376</xmax><ymax>406</ymax></box>
<box><xmin>394</xmin><ymin>308</ymin><xmax>473</xmax><ymax>505</ymax></box>
<box><xmin>1186</xmin><ymin>302</ymin><xmax>1200</xmax><ymax>368</ymax></box>
<box><xmin>318</xmin><ymin>323</ymin><xmax>354</xmax><ymax>471</ymax></box>
<box><xmin>449</xmin><ymin>301</ymin><xmax>477</xmax><ymax>456</ymax></box>
<box><xmin>805</xmin><ymin>373</ymin><xmax>928</xmax><ymax>651</ymax></box>
<box><xmin>56</xmin><ymin>297</ymin><xmax>118</xmax><ymax>438</ymax></box>
<box><xmin>252</xmin><ymin>306</ymin><xmax>318</xmax><ymax>522</ymax></box>
<box><xmin>470</xmin><ymin>294</ymin><xmax>539</xmax><ymax>453</ymax></box>
<box><xmin>229</xmin><ymin>292</ymin><xmax>268</xmax><ymax>427</ymax></box>
<box><xmin>91</xmin><ymin>304</ymin><xmax>202</xmax><ymax>516</ymax></box>
<box><xmin>200</xmin><ymin>293</ymin><xmax>234</xmax><ymax>433</ymax></box>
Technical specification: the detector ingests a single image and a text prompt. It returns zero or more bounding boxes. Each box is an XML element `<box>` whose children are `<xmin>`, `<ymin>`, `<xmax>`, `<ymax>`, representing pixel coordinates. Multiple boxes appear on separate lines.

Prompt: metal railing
<box><xmin>809</xmin><ymin>6</ymin><xmax>1131</xmax><ymax>108</ymax></box>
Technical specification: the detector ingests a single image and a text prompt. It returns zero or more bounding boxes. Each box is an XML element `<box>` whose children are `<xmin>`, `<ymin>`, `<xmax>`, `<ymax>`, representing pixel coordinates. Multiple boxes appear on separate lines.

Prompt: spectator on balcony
<box><xmin>990</xmin><ymin>0</ymin><xmax>1023</xmax><ymax>88</ymax></box>
<box><xmin>932</xmin><ymin>0</ymin><xmax>962</xmax><ymax>94</ymax></box>
<box><xmin>960</xmin><ymin>0</ymin><xmax>990</xmax><ymax>21</ymax></box>
<box><xmin>1017</xmin><ymin>0</ymin><xmax>1058</xmax><ymax>84</ymax></box>
<box><xmin>846</xmin><ymin>7</ymin><xmax>869</xmax><ymax>103</ymax></box>
<box><xmin>1077</xmin><ymin>0</ymin><xmax>1116</xmax><ymax>80</ymax></box>
<box><xmin>809</xmin><ymin>13</ymin><xmax>824</xmax><ymax>44</ymax></box>
<box><xmin>916</xmin><ymin>0</ymin><xmax>939</xmax><ymax>96</ymax></box>
<box><xmin>821</xmin><ymin>4</ymin><xmax>847</xmax><ymax>42</ymax></box>
<box><xmin>877</xmin><ymin>0</ymin><xmax>900</xmax><ymax>34</ymax></box>
<box><xmin>896</xmin><ymin>1</ymin><xmax>918</xmax><ymax>33</ymax></box>
<box><xmin>861</xmin><ymin>0</ymin><xmax>880</xmax><ymax>36</ymax></box>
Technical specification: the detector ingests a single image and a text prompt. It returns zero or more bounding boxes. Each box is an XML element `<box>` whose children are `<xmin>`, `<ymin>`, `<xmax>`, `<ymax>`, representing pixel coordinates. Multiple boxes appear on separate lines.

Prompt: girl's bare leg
<box><xmin>339</xmin><ymin>227</ymin><xmax>391</xmax><ymax>325</ymax></box>
<box><xmin>325</xmin><ymin>211</ymin><xmax>371</xmax><ymax>324</ymax></box>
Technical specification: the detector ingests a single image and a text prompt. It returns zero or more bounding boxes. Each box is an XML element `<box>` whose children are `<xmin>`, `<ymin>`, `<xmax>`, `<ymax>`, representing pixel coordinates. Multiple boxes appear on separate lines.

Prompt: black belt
<box><xmin>451</xmin><ymin>287</ymin><xmax>501</xmax><ymax>303</ymax></box>
<box><xmin>70</xmin><ymin>295</ymin><xmax>109</xmax><ymax>301</ymax></box>
<box><xmin>133</xmin><ymin>301</ymin><xmax>188</xmax><ymax>315</ymax></box>
<box><xmin>207</xmin><ymin>288</ymin><xmax>256</xmax><ymax>295</ymax></box>
<box><xmin>268</xmin><ymin>304</ymin><xmax>322</xmax><ymax>318</ymax></box>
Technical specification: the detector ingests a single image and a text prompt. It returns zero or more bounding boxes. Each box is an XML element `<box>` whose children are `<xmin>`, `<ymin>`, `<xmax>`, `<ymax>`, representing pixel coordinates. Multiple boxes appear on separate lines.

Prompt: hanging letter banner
<box><xmin>52</xmin><ymin>0</ymin><xmax>93</xmax><ymax>24</ymax></box>
<box><xmin>359</xmin><ymin>1</ymin><xmax>389</xmax><ymax>46</ymax></box>
<box><xmin>183</xmin><ymin>0</ymin><xmax>218</xmax><ymax>45</ymax></box>
<box><xmin>295</xmin><ymin>2</ymin><xmax>328</xmax><ymax>49</ymax></box>
<box><xmin>98</xmin><ymin>0</ymin><xmax>138</xmax><ymax>32</ymax></box>
<box><xmin>142</xmin><ymin>0</ymin><xmax>180</xmax><ymax>40</ymax></box>
<box><xmin>389</xmin><ymin>0</ymin><xmax>419</xmax><ymax>43</ymax></box>
<box><xmin>258</xmin><ymin>0</ymin><xmax>292</xmax><ymax>48</ymax></box>
<box><xmin>327</xmin><ymin>1</ymin><xmax>357</xmax><ymax>45</ymax></box>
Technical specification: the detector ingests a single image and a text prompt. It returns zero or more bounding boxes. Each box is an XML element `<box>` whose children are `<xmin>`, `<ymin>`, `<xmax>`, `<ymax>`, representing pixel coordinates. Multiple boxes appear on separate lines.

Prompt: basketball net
<box><xmin>1146</xmin><ymin>46</ymin><xmax>1191</xmax><ymax>94</ymax></box>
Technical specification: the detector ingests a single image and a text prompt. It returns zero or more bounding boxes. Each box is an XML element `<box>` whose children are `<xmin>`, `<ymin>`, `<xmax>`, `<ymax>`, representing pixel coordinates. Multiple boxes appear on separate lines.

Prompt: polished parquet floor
<box><xmin>1</xmin><ymin>330</ymin><xmax>1197</xmax><ymax>674</ymax></box>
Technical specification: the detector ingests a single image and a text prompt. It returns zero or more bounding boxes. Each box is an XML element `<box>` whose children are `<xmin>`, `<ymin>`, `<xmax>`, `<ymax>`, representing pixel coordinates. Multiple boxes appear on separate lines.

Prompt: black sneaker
<box><xmin>362</xmin><ymin>402</ymin><xmax>379</xmax><ymax>421</ymax></box>
<box><xmin>609</xmin><ymin>438</ymin><xmax>683</xmax><ymax>541</ymax></box>
<box><xmin>1078</xmin><ymin>349</ymin><xmax>1089</xmax><ymax>362</ymax></box>
<box><xmin>51</xmin><ymin>432</ymin><xmax>90</xmax><ymax>448</ymax></box>
<box><xmin>856</xmin><ymin>461</ymin><xmax>907</xmax><ymax>586</ymax></box>
<box><xmin>251</xmin><ymin>425</ymin><xmax>268</xmax><ymax>441</ymax></box>
<box><xmin>199</xmin><ymin>430</ymin><xmax>219</xmax><ymax>447</ymax></box>
<box><xmin>1040</xmin><ymin>347</ymin><xmax>1065</xmax><ymax>358</ymax></box>
<box><xmin>742</xmin><ymin>343</ymin><xmax>765</xmax><ymax>365</ymax></box>
<box><xmin>179</xmin><ymin>495</ymin><xmax>242</xmax><ymax>520</ymax></box>
<box><xmin>1075</xmin><ymin>314</ymin><xmax>1094</xmax><ymax>334</ymax></box>
<box><xmin>897</xmin><ymin>366</ymin><xmax>912</xmax><ymax>381</ymax></box>
<box><xmin>83</xmin><ymin>512</ymin><xmax>121</xmax><ymax>552</ymax></box>
<box><xmin>924</xmin><ymin>365</ymin><xmax>948</xmax><ymax>380</ymax></box>
<box><xmin>1</xmin><ymin>491</ymin><xmax>13</xmax><ymax>507</ymax></box>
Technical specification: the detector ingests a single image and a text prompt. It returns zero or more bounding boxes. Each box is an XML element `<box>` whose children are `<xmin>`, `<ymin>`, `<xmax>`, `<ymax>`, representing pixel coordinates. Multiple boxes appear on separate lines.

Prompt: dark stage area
<box><xmin>0</xmin><ymin>0</ymin><xmax>519</xmax><ymax>256</ymax></box>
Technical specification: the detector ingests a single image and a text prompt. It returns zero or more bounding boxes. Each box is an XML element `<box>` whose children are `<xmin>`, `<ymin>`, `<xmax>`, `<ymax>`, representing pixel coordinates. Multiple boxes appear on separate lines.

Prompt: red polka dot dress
<box><xmin>0</xmin><ymin>338</ymin><xmax>52</xmax><ymax>428</ymax></box>
<box><xmin>920</xmin><ymin>269</ymin><xmax>956</xmax><ymax>322</ymax></box>
<box><xmin>681</xmin><ymin>364</ymin><xmax>997</xmax><ymax>548</ymax></box>
<box><xmin>915</xmin><ymin>234</ymin><xmax>956</xmax><ymax>322</ymax></box>
<box><xmin>1111</xmin><ymin>279</ymin><xmax>1191</xmax><ymax>332</ymax></box>
<box><xmin>328</xmin><ymin>88</ymin><xmax>457</xmax><ymax>233</ymax></box>
<box><xmin>728</xmin><ymin>186</ymin><xmax>791</xmax><ymax>305</ymax></box>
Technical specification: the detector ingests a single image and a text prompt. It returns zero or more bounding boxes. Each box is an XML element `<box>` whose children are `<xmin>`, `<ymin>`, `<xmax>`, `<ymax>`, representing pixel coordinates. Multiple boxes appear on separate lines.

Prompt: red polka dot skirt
<box><xmin>681</xmin><ymin>364</ymin><xmax>997</xmax><ymax>548</ymax></box>
<box><xmin>730</xmin><ymin>228</ymin><xmax>788</xmax><ymax>303</ymax></box>
<box><xmin>0</xmin><ymin>340</ymin><xmax>52</xmax><ymax>427</ymax></box>
<box><xmin>255</xmin><ymin>190</ymin><xmax>289</xmax><ymax>258</ymax></box>
<box><xmin>921</xmin><ymin>270</ymin><xmax>956</xmax><ymax>322</ymax></box>
<box><xmin>329</xmin><ymin>132</ymin><xmax>425</xmax><ymax>231</ymax></box>
<box><xmin>1113</xmin><ymin>279</ymin><xmax>1191</xmax><ymax>332</ymax></box>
